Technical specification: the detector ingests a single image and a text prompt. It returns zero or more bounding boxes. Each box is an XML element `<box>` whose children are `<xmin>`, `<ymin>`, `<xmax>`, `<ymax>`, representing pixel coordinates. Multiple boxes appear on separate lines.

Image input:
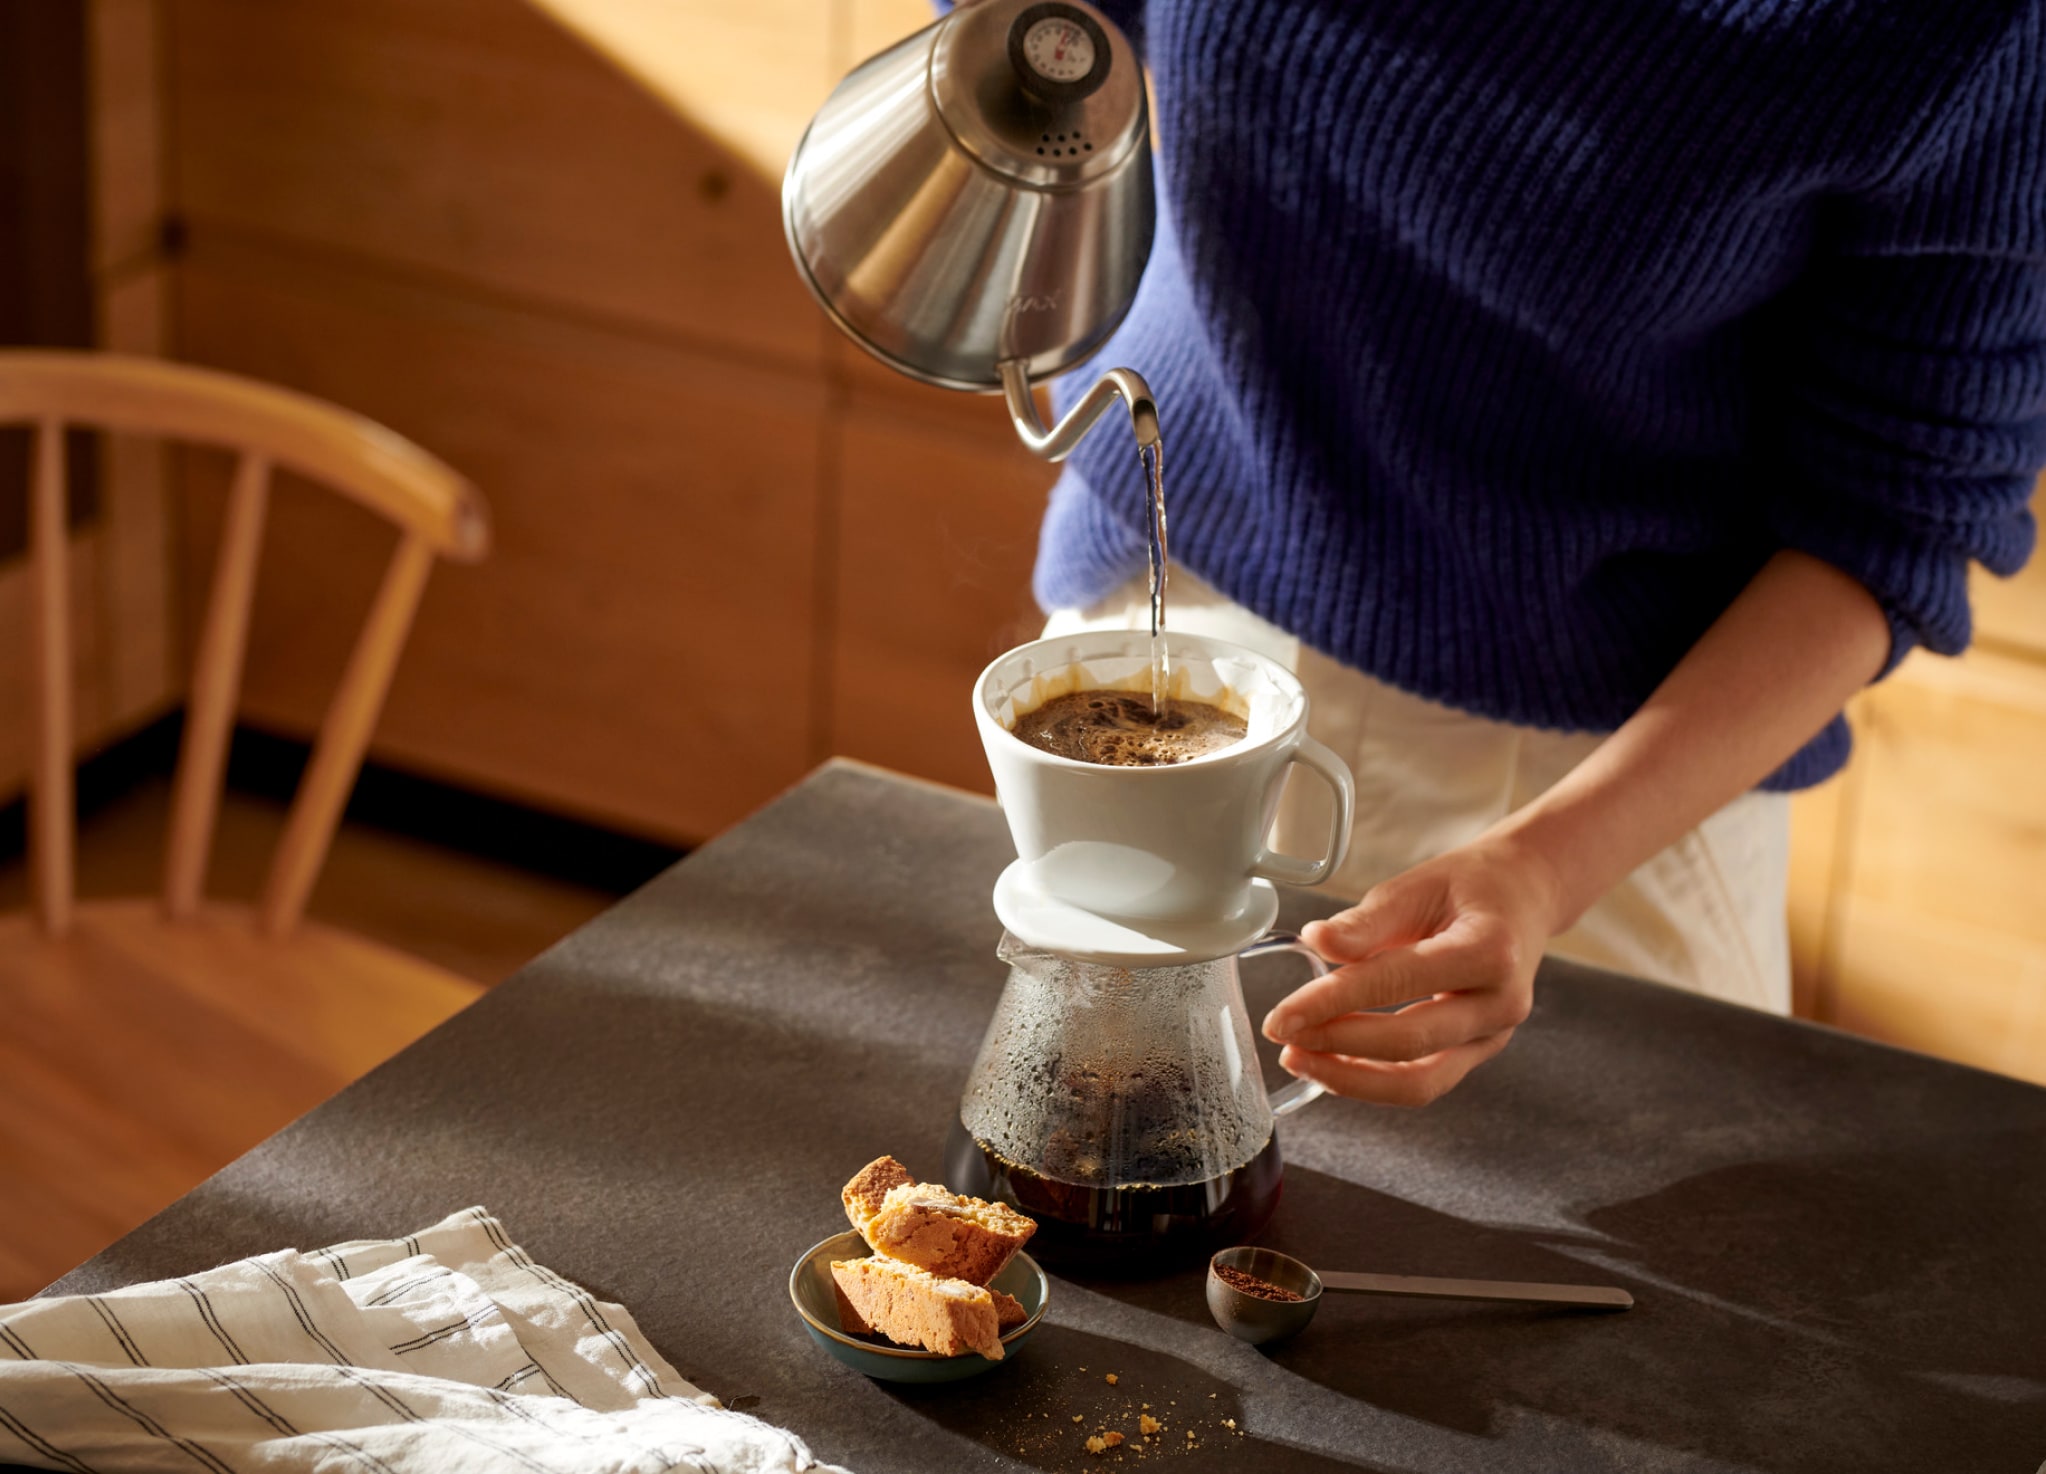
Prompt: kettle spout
<box><xmin>1000</xmin><ymin>360</ymin><xmax>1159</xmax><ymax>462</ymax></box>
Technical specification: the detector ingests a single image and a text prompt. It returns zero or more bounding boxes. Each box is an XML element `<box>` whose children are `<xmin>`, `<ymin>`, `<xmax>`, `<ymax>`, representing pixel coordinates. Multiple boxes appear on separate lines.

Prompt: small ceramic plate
<box><xmin>789</xmin><ymin>1230</ymin><xmax>1049</xmax><ymax>1383</ymax></box>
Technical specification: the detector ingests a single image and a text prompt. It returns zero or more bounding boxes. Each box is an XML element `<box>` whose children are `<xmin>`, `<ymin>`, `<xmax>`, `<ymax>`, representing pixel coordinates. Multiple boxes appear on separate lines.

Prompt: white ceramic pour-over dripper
<box><xmin>974</xmin><ymin>630</ymin><xmax>1354</xmax><ymax>966</ymax></box>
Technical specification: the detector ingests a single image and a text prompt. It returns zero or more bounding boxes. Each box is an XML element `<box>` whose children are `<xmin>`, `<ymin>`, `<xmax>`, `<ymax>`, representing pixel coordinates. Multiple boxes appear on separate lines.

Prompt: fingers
<box><xmin>1276</xmin><ymin>990</ymin><xmax>1529</xmax><ymax>1062</ymax></box>
<box><xmin>1278</xmin><ymin>1030</ymin><xmax>1516</xmax><ymax>1109</ymax></box>
<box><xmin>1301</xmin><ymin>880</ymin><xmax>1444</xmax><ymax>963</ymax></box>
<box><xmin>1264</xmin><ymin>918</ymin><xmax>1522</xmax><ymax>1043</ymax></box>
<box><xmin>1278</xmin><ymin>860</ymin><xmax>1543</xmax><ymax>1105</ymax></box>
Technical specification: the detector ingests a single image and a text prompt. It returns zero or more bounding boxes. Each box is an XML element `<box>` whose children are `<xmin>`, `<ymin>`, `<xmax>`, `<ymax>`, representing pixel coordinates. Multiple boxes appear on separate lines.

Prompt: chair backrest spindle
<box><xmin>29</xmin><ymin>417</ymin><xmax>76</xmax><ymax>937</ymax></box>
<box><xmin>259</xmin><ymin>533</ymin><xmax>437</xmax><ymax>936</ymax></box>
<box><xmin>164</xmin><ymin>451</ymin><xmax>273</xmax><ymax>918</ymax></box>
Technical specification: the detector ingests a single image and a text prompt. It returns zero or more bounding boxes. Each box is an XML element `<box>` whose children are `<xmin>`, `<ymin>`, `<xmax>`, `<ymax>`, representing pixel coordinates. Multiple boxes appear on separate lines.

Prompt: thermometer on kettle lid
<box><xmin>1008</xmin><ymin>2</ymin><xmax>1114</xmax><ymax>105</ymax></box>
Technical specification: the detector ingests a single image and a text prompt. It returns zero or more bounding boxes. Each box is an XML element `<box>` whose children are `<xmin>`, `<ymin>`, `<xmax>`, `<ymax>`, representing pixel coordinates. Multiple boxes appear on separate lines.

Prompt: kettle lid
<box><xmin>932</xmin><ymin>0</ymin><xmax>1148</xmax><ymax>189</ymax></box>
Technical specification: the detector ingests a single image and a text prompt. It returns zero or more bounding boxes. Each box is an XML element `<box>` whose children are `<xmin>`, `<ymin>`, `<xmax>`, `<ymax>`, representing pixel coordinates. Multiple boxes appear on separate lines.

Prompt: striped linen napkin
<box><xmin>0</xmin><ymin>1207</ymin><xmax>850</xmax><ymax>1474</ymax></box>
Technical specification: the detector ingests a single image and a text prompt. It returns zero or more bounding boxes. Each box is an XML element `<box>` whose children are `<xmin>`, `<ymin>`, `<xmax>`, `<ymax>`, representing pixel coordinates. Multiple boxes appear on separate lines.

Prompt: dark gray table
<box><xmin>35</xmin><ymin>762</ymin><xmax>2046</xmax><ymax>1473</ymax></box>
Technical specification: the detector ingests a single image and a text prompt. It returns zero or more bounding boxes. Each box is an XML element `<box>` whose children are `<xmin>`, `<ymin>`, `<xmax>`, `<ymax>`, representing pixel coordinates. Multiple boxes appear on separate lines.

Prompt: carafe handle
<box><xmin>1239</xmin><ymin>932</ymin><xmax>1328</xmax><ymax>1117</ymax></box>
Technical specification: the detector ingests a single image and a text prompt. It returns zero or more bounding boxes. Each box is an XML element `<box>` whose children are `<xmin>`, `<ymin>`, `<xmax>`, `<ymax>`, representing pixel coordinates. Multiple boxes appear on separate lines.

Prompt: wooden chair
<box><xmin>0</xmin><ymin>350</ymin><xmax>492</xmax><ymax>1294</ymax></box>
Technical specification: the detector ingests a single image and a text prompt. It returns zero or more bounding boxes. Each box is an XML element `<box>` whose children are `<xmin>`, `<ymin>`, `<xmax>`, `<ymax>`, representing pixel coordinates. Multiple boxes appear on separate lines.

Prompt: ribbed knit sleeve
<box><xmin>1764</xmin><ymin>1</ymin><xmax>2046</xmax><ymax>672</ymax></box>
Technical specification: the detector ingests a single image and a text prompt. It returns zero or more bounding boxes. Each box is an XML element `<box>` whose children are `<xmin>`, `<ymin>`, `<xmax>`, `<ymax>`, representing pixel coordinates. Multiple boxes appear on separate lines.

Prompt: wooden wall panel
<box><xmin>90</xmin><ymin>0</ymin><xmax>180</xmax><ymax>744</ymax></box>
<box><xmin>848</xmin><ymin>0</ymin><xmax>943</xmax><ymax>67</ymax></box>
<box><xmin>830</xmin><ymin>403</ymin><xmax>1052</xmax><ymax>795</ymax></box>
<box><xmin>176</xmin><ymin>237</ymin><xmax>824</xmax><ymax>843</ymax></box>
<box><xmin>524</xmin><ymin>0</ymin><xmax>840</xmax><ymax>175</ymax></box>
<box><xmin>171</xmin><ymin>0</ymin><xmax>824</xmax><ymax>370</ymax></box>
<box><xmin>1790</xmin><ymin>648</ymin><xmax>2046</xmax><ymax>1084</ymax></box>
<box><xmin>88</xmin><ymin>0</ymin><xmax>163</xmax><ymax>278</ymax></box>
<box><xmin>1848</xmin><ymin>651</ymin><xmax>2046</xmax><ymax>950</ymax></box>
<box><xmin>0</xmin><ymin>1</ymin><xmax>179</xmax><ymax>809</ymax></box>
<box><xmin>93</xmin><ymin>265</ymin><xmax>177</xmax><ymax>731</ymax></box>
<box><xmin>1831</xmin><ymin>903</ymin><xmax>2046</xmax><ymax>1085</ymax></box>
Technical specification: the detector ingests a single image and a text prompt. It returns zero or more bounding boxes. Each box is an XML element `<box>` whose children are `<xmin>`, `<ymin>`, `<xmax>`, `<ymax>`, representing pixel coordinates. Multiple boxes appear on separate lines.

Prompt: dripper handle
<box><xmin>1251</xmin><ymin>735</ymin><xmax>1354</xmax><ymax>889</ymax></box>
<box><xmin>1239</xmin><ymin>932</ymin><xmax>1328</xmax><ymax>1117</ymax></box>
<box><xmin>1000</xmin><ymin>358</ymin><xmax>1159</xmax><ymax>462</ymax></box>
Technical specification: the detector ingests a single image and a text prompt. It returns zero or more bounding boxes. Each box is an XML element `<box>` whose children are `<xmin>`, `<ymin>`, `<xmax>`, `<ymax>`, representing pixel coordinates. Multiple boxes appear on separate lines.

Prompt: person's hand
<box><xmin>1260</xmin><ymin>834</ymin><xmax>1564</xmax><ymax>1106</ymax></box>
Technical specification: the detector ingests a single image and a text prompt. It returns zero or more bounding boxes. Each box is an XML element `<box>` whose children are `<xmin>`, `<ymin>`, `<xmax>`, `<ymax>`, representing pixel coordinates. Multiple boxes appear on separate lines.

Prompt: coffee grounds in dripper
<box><xmin>1011</xmin><ymin>689</ymin><xmax>1245</xmax><ymax>766</ymax></box>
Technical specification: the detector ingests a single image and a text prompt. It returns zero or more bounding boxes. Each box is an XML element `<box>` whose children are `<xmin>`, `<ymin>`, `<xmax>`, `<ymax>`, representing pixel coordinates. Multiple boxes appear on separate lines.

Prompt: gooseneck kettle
<box><xmin>783</xmin><ymin>0</ymin><xmax>1159</xmax><ymax>459</ymax></box>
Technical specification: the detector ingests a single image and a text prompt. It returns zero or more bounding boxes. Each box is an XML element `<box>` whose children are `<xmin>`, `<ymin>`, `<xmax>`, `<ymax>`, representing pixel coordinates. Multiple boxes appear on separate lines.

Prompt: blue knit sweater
<box><xmin>1035</xmin><ymin>0</ymin><xmax>2046</xmax><ymax>788</ymax></box>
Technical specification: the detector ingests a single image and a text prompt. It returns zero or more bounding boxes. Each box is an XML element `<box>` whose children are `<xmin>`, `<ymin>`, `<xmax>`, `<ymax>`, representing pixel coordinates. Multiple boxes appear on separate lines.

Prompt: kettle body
<box><xmin>784</xmin><ymin>0</ymin><xmax>1156</xmax><ymax>419</ymax></box>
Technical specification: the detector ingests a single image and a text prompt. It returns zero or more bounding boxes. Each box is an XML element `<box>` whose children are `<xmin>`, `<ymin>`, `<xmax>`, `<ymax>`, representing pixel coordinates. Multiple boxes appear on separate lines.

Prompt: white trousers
<box><xmin>1044</xmin><ymin>572</ymin><xmax>1792</xmax><ymax>1014</ymax></box>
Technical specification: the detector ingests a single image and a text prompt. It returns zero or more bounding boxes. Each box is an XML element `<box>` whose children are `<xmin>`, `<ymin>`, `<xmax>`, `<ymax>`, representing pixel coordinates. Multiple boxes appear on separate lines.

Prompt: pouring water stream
<box><xmin>1142</xmin><ymin>437</ymin><xmax>1170</xmax><ymax>714</ymax></box>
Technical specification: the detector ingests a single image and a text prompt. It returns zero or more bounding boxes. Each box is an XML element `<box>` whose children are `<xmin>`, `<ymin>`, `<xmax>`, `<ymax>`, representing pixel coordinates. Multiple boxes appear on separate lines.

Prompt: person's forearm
<box><xmin>1490</xmin><ymin>549</ymin><xmax>1893</xmax><ymax>933</ymax></box>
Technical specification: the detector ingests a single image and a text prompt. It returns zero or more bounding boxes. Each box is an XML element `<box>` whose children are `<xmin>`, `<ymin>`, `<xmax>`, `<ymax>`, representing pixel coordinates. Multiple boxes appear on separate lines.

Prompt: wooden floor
<box><xmin>0</xmin><ymin>780</ymin><xmax>620</xmax><ymax>1301</ymax></box>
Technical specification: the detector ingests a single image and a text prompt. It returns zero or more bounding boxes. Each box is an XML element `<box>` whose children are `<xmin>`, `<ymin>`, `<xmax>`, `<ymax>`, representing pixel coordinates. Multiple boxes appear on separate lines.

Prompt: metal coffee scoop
<box><xmin>1207</xmin><ymin>1246</ymin><xmax>1634</xmax><ymax>1346</ymax></box>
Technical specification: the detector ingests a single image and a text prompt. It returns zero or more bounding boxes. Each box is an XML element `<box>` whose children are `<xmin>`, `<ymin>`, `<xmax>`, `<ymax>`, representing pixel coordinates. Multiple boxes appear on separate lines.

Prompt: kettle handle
<box><xmin>1239</xmin><ymin>932</ymin><xmax>1329</xmax><ymax>1117</ymax></box>
<box><xmin>1000</xmin><ymin>358</ymin><xmax>1159</xmax><ymax>462</ymax></box>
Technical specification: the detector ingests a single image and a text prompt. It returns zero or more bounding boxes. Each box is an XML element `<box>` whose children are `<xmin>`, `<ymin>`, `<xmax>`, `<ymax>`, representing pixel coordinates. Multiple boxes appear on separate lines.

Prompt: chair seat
<box><xmin>0</xmin><ymin>901</ymin><xmax>483</xmax><ymax>1296</ymax></box>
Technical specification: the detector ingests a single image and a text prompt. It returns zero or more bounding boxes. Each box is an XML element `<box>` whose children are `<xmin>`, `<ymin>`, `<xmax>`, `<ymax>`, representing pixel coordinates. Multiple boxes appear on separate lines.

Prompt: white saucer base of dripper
<box><xmin>992</xmin><ymin>861</ymin><xmax>1279</xmax><ymax>968</ymax></box>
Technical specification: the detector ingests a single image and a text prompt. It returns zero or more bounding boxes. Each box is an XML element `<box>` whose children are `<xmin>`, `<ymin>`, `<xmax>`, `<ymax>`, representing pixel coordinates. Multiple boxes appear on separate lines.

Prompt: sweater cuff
<box><xmin>1874</xmin><ymin>600</ymin><xmax>1921</xmax><ymax>681</ymax></box>
<box><xmin>1762</xmin><ymin>532</ymin><xmax>1922</xmax><ymax>681</ymax></box>
<box><xmin>1765</xmin><ymin>485</ymin><xmax>1984</xmax><ymax>681</ymax></box>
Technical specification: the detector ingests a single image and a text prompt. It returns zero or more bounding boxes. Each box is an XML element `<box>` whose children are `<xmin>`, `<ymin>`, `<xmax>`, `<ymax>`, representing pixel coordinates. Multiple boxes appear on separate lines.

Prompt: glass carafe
<box><xmin>944</xmin><ymin>931</ymin><xmax>1328</xmax><ymax>1274</ymax></box>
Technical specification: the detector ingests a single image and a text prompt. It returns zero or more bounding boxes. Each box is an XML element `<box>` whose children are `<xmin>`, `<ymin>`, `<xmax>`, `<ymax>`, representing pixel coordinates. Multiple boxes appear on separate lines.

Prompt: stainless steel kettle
<box><xmin>783</xmin><ymin>0</ymin><xmax>1158</xmax><ymax>459</ymax></box>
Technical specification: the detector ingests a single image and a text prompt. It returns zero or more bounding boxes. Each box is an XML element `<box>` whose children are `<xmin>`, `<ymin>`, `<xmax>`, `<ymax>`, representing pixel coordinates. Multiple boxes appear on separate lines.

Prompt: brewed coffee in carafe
<box><xmin>945</xmin><ymin>934</ymin><xmax>1320</xmax><ymax>1273</ymax></box>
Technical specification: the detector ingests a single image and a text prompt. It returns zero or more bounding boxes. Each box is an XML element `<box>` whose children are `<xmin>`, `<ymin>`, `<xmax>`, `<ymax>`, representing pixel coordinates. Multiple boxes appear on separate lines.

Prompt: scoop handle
<box><xmin>1317</xmin><ymin>1270</ymin><xmax>1633</xmax><ymax>1311</ymax></box>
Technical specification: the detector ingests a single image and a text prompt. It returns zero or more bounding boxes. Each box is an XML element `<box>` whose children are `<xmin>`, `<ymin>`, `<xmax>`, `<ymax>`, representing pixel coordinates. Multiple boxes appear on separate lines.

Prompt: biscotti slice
<box><xmin>833</xmin><ymin>1268</ymin><xmax>1024</xmax><ymax>1340</ymax></box>
<box><xmin>864</xmin><ymin>1181</ymin><xmax>1037</xmax><ymax>1285</ymax></box>
<box><xmin>832</xmin><ymin>1278</ymin><xmax>872</xmax><ymax>1337</ymax></box>
<box><xmin>841</xmin><ymin>1155</ymin><xmax>919</xmax><ymax>1232</ymax></box>
<box><xmin>829</xmin><ymin>1257</ymin><xmax>1004</xmax><ymax>1360</ymax></box>
<box><xmin>991</xmin><ymin>1287</ymin><xmax>1028</xmax><ymax>1331</ymax></box>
